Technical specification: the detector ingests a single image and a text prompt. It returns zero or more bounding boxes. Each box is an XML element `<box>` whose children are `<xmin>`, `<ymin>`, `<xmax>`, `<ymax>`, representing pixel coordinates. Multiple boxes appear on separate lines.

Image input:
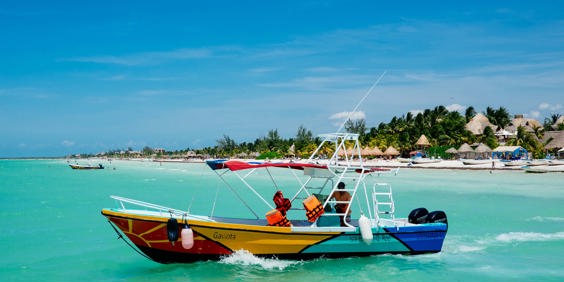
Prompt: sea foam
<box><xmin>529</xmin><ymin>216</ymin><xmax>564</xmax><ymax>222</ymax></box>
<box><xmin>219</xmin><ymin>249</ymin><xmax>302</xmax><ymax>271</ymax></box>
<box><xmin>495</xmin><ymin>231</ymin><xmax>564</xmax><ymax>243</ymax></box>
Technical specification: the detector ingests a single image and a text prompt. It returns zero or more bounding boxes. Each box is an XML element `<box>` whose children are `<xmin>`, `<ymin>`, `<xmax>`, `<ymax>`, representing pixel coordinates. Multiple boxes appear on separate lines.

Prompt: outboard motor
<box><xmin>167</xmin><ymin>217</ymin><xmax>179</xmax><ymax>244</ymax></box>
<box><xmin>426</xmin><ymin>210</ymin><xmax>448</xmax><ymax>228</ymax></box>
<box><xmin>408</xmin><ymin>207</ymin><xmax>429</xmax><ymax>224</ymax></box>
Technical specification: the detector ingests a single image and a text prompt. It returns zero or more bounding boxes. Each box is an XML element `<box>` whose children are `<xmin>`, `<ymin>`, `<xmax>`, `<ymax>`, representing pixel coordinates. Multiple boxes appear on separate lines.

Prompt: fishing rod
<box><xmin>336</xmin><ymin>71</ymin><xmax>387</xmax><ymax>133</ymax></box>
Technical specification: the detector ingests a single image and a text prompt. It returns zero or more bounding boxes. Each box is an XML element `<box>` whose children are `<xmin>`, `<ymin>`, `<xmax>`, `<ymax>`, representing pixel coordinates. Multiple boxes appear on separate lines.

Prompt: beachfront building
<box><xmin>504</xmin><ymin>114</ymin><xmax>542</xmax><ymax>134</ymax></box>
<box><xmin>465</xmin><ymin>113</ymin><xmax>497</xmax><ymax>135</ymax></box>
<box><xmin>474</xmin><ymin>143</ymin><xmax>492</xmax><ymax>159</ymax></box>
<box><xmin>542</xmin><ymin>131</ymin><xmax>564</xmax><ymax>157</ymax></box>
<box><xmin>492</xmin><ymin>146</ymin><xmax>528</xmax><ymax>160</ymax></box>
<box><xmin>552</xmin><ymin>116</ymin><xmax>564</xmax><ymax>130</ymax></box>
<box><xmin>457</xmin><ymin>143</ymin><xmax>474</xmax><ymax>159</ymax></box>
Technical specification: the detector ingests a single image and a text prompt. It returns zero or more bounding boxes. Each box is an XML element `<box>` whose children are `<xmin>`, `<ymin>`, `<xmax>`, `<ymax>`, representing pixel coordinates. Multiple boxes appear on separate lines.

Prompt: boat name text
<box><xmin>213</xmin><ymin>232</ymin><xmax>237</xmax><ymax>240</ymax></box>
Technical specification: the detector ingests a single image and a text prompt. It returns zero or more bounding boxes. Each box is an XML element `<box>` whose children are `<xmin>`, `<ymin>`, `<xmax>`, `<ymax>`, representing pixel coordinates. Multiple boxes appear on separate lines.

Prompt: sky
<box><xmin>1</xmin><ymin>1</ymin><xmax>563</xmax><ymax>157</ymax></box>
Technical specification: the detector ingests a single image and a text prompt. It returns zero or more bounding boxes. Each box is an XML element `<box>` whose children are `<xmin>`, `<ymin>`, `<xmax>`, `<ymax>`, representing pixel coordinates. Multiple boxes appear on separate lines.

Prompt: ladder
<box><xmin>372</xmin><ymin>183</ymin><xmax>395</xmax><ymax>221</ymax></box>
<box><xmin>321</xmin><ymin>167</ymin><xmax>360</xmax><ymax>227</ymax></box>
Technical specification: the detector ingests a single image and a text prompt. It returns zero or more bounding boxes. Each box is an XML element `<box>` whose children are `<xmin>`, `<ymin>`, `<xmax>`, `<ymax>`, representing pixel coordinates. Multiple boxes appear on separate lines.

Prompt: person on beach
<box><xmin>332</xmin><ymin>182</ymin><xmax>351</xmax><ymax>226</ymax></box>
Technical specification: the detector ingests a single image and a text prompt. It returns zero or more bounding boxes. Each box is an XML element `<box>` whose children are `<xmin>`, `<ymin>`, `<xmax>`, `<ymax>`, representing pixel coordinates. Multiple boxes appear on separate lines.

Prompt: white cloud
<box><xmin>529</xmin><ymin>111</ymin><xmax>541</xmax><ymax>118</ymax></box>
<box><xmin>61</xmin><ymin>140</ymin><xmax>75</xmax><ymax>147</ymax></box>
<box><xmin>539</xmin><ymin>102</ymin><xmax>550</xmax><ymax>110</ymax></box>
<box><xmin>538</xmin><ymin>103</ymin><xmax>562</xmax><ymax>111</ymax></box>
<box><xmin>329</xmin><ymin>111</ymin><xmax>366</xmax><ymax>120</ymax></box>
<box><xmin>446</xmin><ymin>103</ymin><xmax>466</xmax><ymax>112</ymax></box>
<box><xmin>409</xmin><ymin>109</ymin><xmax>423</xmax><ymax>115</ymax></box>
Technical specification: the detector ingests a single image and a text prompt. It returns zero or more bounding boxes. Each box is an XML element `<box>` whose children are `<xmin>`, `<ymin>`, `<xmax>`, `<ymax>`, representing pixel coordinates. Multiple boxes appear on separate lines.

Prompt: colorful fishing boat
<box><xmin>101</xmin><ymin>132</ymin><xmax>448</xmax><ymax>263</ymax></box>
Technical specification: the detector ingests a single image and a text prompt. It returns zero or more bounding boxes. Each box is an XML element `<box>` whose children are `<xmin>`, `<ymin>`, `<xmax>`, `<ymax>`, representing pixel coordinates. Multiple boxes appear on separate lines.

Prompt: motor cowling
<box><xmin>426</xmin><ymin>210</ymin><xmax>448</xmax><ymax>227</ymax></box>
<box><xmin>408</xmin><ymin>207</ymin><xmax>429</xmax><ymax>224</ymax></box>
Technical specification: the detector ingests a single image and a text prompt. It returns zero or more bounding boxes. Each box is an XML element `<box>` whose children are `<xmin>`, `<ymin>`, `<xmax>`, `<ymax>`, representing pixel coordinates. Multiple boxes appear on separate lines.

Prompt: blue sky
<box><xmin>1</xmin><ymin>1</ymin><xmax>563</xmax><ymax>157</ymax></box>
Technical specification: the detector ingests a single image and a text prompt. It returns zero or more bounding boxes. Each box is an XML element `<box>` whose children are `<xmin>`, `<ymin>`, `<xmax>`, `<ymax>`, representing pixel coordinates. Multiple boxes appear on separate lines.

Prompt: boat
<box><xmin>524</xmin><ymin>165</ymin><xmax>564</xmax><ymax>173</ymax></box>
<box><xmin>548</xmin><ymin>159</ymin><xmax>564</xmax><ymax>166</ymax></box>
<box><xmin>396</xmin><ymin>157</ymin><xmax>412</xmax><ymax>163</ymax></box>
<box><xmin>502</xmin><ymin>160</ymin><xmax>528</xmax><ymax>167</ymax></box>
<box><xmin>101</xmin><ymin>133</ymin><xmax>448</xmax><ymax>263</ymax></box>
<box><xmin>411</xmin><ymin>158</ymin><xmax>441</xmax><ymax>164</ymax></box>
<box><xmin>526</xmin><ymin>160</ymin><xmax>549</xmax><ymax>166</ymax></box>
<box><xmin>461</xmin><ymin>159</ymin><xmax>492</xmax><ymax>165</ymax></box>
<box><xmin>69</xmin><ymin>163</ymin><xmax>104</xmax><ymax>170</ymax></box>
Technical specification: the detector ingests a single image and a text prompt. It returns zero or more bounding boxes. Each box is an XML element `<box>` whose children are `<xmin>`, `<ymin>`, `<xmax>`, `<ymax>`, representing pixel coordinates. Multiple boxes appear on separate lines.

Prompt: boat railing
<box><xmin>110</xmin><ymin>195</ymin><xmax>214</xmax><ymax>222</ymax></box>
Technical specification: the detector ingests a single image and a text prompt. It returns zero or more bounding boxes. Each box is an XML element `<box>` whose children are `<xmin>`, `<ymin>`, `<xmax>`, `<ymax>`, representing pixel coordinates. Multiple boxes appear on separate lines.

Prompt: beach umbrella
<box><xmin>287</xmin><ymin>144</ymin><xmax>295</xmax><ymax>156</ymax></box>
<box><xmin>361</xmin><ymin>146</ymin><xmax>373</xmax><ymax>156</ymax></box>
<box><xmin>371</xmin><ymin>146</ymin><xmax>383</xmax><ymax>156</ymax></box>
<box><xmin>415</xmin><ymin>135</ymin><xmax>431</xmax><ymax>147</ymax></box>
<box><xmin>383</xmin><ymin>146</ymin><xmax>400</xmax><ymax>156</ymax></box>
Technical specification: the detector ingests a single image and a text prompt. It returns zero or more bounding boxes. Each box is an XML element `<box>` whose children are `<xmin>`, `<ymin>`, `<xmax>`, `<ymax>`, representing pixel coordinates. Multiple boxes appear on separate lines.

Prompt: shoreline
<box><xmin>6</xmin><ymin>157</ymin><xmax>564</xmax><ymax>172</ymax></box>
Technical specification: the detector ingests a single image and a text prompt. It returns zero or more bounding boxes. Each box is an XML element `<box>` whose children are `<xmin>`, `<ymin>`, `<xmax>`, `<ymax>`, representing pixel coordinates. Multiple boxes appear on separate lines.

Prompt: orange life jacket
<box><xmin>265</xmin><ymin>209</ymin><xmax>291</xmax><ymax>227</ymax></box>
<box><xmin>303</xmin><ymin>195</ymin><xmax>324</xmax><ymax>222</ymax></box>
<box><xmin>273</xmin><ymin>191</ymin><xmax>292</xmax><ymax>216</ymax></box>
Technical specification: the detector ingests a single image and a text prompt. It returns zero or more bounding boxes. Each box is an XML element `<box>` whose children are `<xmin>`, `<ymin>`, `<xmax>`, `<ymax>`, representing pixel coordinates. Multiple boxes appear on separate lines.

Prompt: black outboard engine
<box><xmin>426</xmin><ymin>210</ymin><xmax>448</xmax><ymax>229</ymax></box>
<box><xmin>408</xmin><ymin>207</ymin><xmax>429</xmax><ymax>224</ymax></box>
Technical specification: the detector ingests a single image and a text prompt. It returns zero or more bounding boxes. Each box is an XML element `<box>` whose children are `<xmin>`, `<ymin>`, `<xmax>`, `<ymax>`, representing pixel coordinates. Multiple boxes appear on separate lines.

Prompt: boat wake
<box><xmin>494</xmin><ymin>231</ymin><xmax>564</xmax><ymax>243</ymax></box>
<box><xmin>528</xmin><ymin>216</ymin><xmax>564</xmax><ymax>222</ymax></box>
<box><xmin>443</xmin><ymin>231</ymin><xmax>564</xmax><ymax>254</ymax></box>
<box><xmin>219</xmin><ymin>249</ymin><xmax>302</xmax><ymax>270</ymax></box>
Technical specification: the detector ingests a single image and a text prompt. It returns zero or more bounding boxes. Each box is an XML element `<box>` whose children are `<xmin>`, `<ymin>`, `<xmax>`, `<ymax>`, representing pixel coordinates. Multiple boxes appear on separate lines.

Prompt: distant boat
<box><xmin>548</xmin><ymin>159</ymin><xmax>564</xmax><ymax>166</ymax></box>
<box><xmin>411</xmin><ymin>158</ymin><xmax>442</xmax><ymax>164</ymax></box>
<box><xmin>524</xmin><ymin>166</ymin><xmax>564</xmax><ymax>173</ymax></box>
<box><xmin>396</xmin><ymin>157</ymin><xmax>412</xmax><ymax>163</ymax></box>
<box><xmin>526</xmin><ymin>160</ymin><xmax>549</xmax><ymax>166</ymax></box>
<box><xmin>69</xmin><ymin>164</ymin><xmax>104</xmax><ymax>170</ymax></box>
<box><xmin>461</xmin><ymin>159</ymin><xmax>492</xmax><ymax>165</ymax></box>
<box><xmin>503</xmin><ymin>160</ymin><xmax>527</xmax><ymax>167</ymax></box>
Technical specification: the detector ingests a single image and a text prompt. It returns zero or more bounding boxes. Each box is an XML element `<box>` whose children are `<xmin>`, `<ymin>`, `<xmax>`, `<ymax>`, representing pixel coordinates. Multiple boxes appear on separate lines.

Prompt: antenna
<box><xmin>336</xmin><ymin>71</ymin><xmax>387</xmax><ymax>133</ymax></box>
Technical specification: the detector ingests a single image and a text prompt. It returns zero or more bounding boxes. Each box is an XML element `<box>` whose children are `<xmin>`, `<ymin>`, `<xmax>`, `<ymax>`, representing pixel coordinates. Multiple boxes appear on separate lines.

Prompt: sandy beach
<box><xmin>75</xmin><ymin>157</ymin><xmax>564</xmax><ymax>172</ymax></box>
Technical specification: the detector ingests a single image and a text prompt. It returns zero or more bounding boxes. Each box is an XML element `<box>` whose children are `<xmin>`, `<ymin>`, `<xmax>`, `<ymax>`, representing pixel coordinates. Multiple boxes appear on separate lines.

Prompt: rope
<box><xmin>107</xmin><ymin>220</ymin><xmax>154</xmax><ymax>262</ymax></box>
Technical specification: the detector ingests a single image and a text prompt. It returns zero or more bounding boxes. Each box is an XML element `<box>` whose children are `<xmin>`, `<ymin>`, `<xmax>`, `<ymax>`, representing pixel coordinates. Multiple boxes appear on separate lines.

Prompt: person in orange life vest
<box><xmin>273</xmin><ymin>190</ymin><xmax>291</xmax><ymax>216</ymax></box>
<box><xmin>332</xmin><ymin>182</ymin><xmax>351</xmax><ymax>226</ymax></box>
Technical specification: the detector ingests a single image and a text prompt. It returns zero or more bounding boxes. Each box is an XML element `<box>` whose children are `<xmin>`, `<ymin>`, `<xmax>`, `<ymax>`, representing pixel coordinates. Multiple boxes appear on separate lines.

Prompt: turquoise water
<box><xmin>1</xmin><ymin>159</ymin><xmax>563</xmax><ymax>281</ymax></box>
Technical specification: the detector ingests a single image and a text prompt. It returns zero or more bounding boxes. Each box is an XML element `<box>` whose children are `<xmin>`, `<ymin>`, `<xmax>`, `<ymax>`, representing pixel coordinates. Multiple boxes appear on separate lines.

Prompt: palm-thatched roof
<box><xmin>554</xmin><ymin>116</ymin><xmax>564</xmax><ymax>129</ymax></box>
<box><xmin>465</xmin><ymin>113</ymin><xmax>498</xmax><ymax>135</ymax></box>
<box><xmin>361</xmin><ymin>146</ymin><xmax>374</xmax><ymax>156</ymax></box>
<box><xmin>445</xmin><ymin>147</ymin><xmax>458</xmax><ymax>154</ymax></box>
<box><xmin>474</xmin><ymin>143</ymin><xmax>492</xmax><ymax>153</ymax></box>
<box><xmin>543</xmin><ymin>131</ymin><xmax>564</xmax><ymax>150</ymax></box>
<box><xmin>371</xmin><ymin>146</ymin><xmax>383</xmax><ymax>156</ymax></box>
<box><xmin>287</xmin><ymin>143</ymin><xmax>295</xmax><ymax>155</ymax></box>
<box><xmin>415</xmin><ymin>134</ymin><xmax>431</xmax><ymax>147</ymax></box>
<box><xmin>457</xmin><ymin>143</ymin><xmax>474</xmax><ymax>153</ymax></box>
<box><xmin>383</xmin><ymin>146</ymin><xmax>400</xmax><ymax>156</ymax></box>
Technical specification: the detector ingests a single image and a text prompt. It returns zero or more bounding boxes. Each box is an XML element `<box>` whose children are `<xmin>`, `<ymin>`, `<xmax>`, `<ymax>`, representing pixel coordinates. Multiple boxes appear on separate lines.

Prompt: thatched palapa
<box><xmin>415</xmin><ymin>134</ymin><xmax>431</xmax><ymax>147</ymax></box>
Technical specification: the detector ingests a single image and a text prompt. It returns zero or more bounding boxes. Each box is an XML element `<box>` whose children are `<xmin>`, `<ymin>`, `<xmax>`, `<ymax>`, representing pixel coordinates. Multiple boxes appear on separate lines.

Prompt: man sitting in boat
<box><xmin>332</xmin><ymin>182</ymin><xmax>351</xmax><ymax>226</ymax></box>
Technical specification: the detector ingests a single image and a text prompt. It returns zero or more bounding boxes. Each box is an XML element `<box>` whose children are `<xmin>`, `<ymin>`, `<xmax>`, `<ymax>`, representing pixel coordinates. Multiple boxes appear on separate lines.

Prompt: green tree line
<box><xmin>97</xmin><ymin>106</ymin><xmax>562</xmax><ymax>160</ymax></box>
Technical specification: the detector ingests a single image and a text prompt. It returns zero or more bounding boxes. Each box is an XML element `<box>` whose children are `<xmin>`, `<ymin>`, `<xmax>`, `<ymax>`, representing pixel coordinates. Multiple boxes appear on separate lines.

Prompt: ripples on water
<box><xmin>1</xmin><ymin>159</ymin><xmax>563</xmax><ymax>282</ymax></box>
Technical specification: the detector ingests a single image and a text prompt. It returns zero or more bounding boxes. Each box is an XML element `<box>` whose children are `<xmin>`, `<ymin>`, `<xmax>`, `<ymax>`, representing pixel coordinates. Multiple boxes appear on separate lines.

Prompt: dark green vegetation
<box><xmin>93</xmin><ymin>106</ymin><xmax>562</xmax><ymax>160</ymax></box>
